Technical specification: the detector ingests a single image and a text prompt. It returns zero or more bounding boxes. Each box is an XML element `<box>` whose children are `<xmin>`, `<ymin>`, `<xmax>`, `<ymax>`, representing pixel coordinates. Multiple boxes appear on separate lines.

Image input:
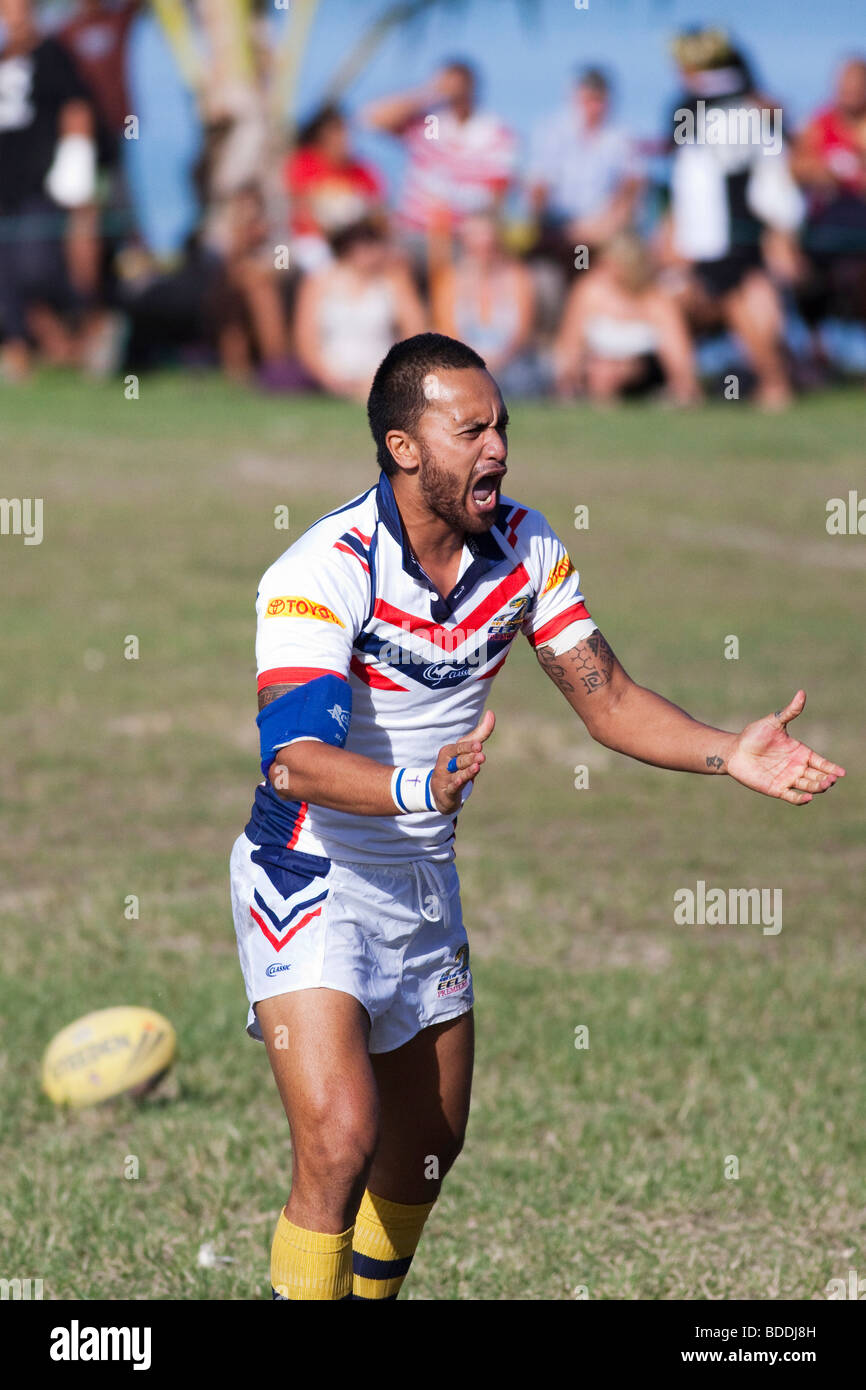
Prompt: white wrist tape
<box><xmin>45</xmin><ymin>134</ymin><xmax>97</xmax><ymax>208</ymax></box>
<box><xmin>391</xmin><ymin>766</ymin><xmax>436</xmax><ymax>814</ymax></box>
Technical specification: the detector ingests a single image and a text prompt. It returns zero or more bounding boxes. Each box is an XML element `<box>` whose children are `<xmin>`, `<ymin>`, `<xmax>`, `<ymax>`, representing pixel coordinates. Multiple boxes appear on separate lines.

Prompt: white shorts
<box><xmin>229</xmin><ymin>833</ymin><xmax>474</xmax><ymax>1053</ymax></box>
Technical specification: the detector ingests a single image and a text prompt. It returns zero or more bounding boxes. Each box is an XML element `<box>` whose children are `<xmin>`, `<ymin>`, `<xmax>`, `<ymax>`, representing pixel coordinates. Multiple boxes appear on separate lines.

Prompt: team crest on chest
<box><xmin>487</xmin><ymin>595</ymin><xmax>531</xmax><ymax>643</ymax></box>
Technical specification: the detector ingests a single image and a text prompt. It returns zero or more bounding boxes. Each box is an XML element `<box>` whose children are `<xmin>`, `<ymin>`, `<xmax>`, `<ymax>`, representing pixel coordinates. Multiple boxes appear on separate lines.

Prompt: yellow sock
<box><xmin>351</xmin><ymin>1189</ymin><xmax>435</xmax><ymax>1300</ymax></box>
<box><xmin>270</xmin><ymin>1210</ymin><xmax>354</xmax><ymax>1300</ymax></box>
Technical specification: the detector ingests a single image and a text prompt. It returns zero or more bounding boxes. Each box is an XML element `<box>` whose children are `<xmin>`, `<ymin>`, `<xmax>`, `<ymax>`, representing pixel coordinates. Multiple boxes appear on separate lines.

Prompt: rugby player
<box><xmin>229</xmin><ymin>332</ymin><xmax>844</xmax><ymax>1301</ymax></box>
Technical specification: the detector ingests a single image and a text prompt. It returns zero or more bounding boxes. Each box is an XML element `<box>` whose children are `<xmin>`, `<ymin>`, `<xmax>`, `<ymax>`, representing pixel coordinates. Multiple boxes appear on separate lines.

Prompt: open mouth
<box><xmin>469</xmin><ymin>468</ymin><xmax>506</xmax><ymax>512</ymax></box>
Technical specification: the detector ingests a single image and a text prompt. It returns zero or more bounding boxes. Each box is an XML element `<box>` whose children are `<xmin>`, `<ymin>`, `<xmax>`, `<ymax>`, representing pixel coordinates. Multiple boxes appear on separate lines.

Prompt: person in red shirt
<box><xmin>286</xmin><ymin>105</ymin><xmax>385</xmax><ymax>272</ymax></box>
<box><xmin>791</xmin><ymin>57</ymin><xmax>866</xmax><ymax>346</ymax></box>
<box><xmin>793</xmin><ymin>58</ymin><xmax>866</xmax><ymax>203</ymax></box>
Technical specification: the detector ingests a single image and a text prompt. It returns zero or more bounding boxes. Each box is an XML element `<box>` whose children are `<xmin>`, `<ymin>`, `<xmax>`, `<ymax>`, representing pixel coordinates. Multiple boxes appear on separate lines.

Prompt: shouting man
<box><xmin>229</xmin><ymin>333</ymin><xmax>844</xmax><ymax>1301</ymax></box>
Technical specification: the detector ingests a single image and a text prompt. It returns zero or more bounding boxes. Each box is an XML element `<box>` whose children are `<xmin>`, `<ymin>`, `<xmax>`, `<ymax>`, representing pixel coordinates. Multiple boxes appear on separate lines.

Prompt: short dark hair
<box><xmin>328</xmin><ymin>216</ymin><xmax>385</xmax><ymax>260</ymax></box>
<box><xmin>297</xmin><ymin>102</ymin><xmax>344</xmax><ymax>148</ymax></box>
<box><xmin>441</xmin><ymin>58</ymin><xmax>477</xmax><ymax>87</ymax></box>
<box><xmin>367</xmin><ymin>333</ymin><xmax>486</xmax><ymax>475</ymax></box>
<box><xmin>576</xmin><ymin>65</ymin><xmax>610</xmax><ymax>94</ymax></box>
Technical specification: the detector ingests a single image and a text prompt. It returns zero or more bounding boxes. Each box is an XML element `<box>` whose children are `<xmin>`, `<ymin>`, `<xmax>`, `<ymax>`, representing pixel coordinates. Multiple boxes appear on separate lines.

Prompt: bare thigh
<box><xmin>256</xmin><ymin>987</ymin><xmax>379</xmax><ymax>1232</ymax></box>
<box><xmin>368</xmin><ymin>1011</ymin><xmax>475</xmax><ymax>1205</ymax></box>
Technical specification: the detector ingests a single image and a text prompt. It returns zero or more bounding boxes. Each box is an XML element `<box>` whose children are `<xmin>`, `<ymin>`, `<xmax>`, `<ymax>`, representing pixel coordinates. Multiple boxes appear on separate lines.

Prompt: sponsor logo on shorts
<box><xmin>265</xmin><ymin>962</ymin><xmax>292</xmax><ymax>977</ymax></box>
<box><xmin>436</xmin><ymin>943</ymin><xmax>470</xmax><ymax>998</ymax></box>
<box><xmin>264</xmin><ymin>596</ymin><xmax>345</xmax><ymax>626</ymax></box>
<box><xmin>542</xmin><ymin>554</ymin><xmax>574</xmax><ymax>595</ymax></box>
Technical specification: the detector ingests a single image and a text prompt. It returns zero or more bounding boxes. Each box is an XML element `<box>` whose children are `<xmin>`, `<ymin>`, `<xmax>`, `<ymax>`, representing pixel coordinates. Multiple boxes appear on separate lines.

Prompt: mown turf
<box><xmin>1</xmin><ymin>374</ymin><xmax>863</xmax><ymax>1299</ymax></box>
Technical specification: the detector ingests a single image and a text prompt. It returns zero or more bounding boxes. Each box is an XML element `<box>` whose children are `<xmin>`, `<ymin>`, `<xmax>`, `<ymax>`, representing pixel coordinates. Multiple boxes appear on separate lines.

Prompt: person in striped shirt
<box><xmin>363</xmin><ymin>61</ymin><xmax>517</xmax><ymax>271</ymax></box>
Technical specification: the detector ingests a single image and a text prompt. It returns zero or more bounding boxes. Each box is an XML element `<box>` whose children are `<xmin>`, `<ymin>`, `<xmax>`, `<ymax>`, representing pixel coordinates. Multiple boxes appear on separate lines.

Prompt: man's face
<box><xmin>577</xmin><ymin>82</ymin><xmax>608</xmax><ymax>128</ymax></box>
<box><xmin>439</xmin><ymin>65</ymin><xmax>475</xmax><ymax>115</ymax></box>
<box><xmin>409</xmin><ymin>367</ymin><xmax>509</xmax><ymax>535</ymax></box>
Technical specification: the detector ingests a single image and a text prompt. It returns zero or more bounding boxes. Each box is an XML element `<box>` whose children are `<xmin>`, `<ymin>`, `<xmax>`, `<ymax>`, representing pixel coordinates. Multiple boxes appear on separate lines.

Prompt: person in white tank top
<box><xmin>294</xmin><ymin>219</ymin><xmax>426</xmax><ymax>401</ymax></box>
<box><xmin>554</xmin><ymin>231</ymin><xmax>700</xmax><ymax>403</ymax></box>
<box><xmin>431</xmin><ymin>213</ymin><xmax>545</xmax><ymax>396</ymax></box>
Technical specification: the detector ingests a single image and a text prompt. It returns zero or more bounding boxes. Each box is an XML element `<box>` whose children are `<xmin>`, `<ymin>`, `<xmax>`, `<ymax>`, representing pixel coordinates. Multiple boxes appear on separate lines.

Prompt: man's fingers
<box><xmin>780</xmin><ymin>786</ymin><xmax>812</xmax><ymax>806</ymax></box>
<box><xmin>774</xmin><ymin>689</ymin><xmax>806</xmax><ymax>728</ymax></box>
<box><xmin>792</xmin><ymin>773</ymin><xmax>833</xmax><ymax>793</ymax></box>
<box><xmin>461</xmin><ymin>709</ymin><xmax>495</xmax><ymax>747</ymax></box>
<box><xmin>807</xmin><ymin>750</ymin><xmax>846</xmax><ymax>777</ymax></box>
<box><xmin>448</xmin><ymin>749</ymin><xmax>485</xmax><ymax>777</ymax></box>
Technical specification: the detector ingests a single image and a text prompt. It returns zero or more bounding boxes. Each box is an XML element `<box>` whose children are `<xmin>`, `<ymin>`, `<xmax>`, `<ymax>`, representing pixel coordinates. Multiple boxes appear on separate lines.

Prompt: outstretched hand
<box><xmin>727</xmin><ymin>690</ymin><xmax>846</xmax><ymax>806</ymax></box>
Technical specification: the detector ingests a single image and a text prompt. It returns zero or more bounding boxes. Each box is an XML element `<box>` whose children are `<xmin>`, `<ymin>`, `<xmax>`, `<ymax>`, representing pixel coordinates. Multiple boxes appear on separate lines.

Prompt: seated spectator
<box><xmin>528</xmin><ymin>66</ymin><xmax>644</xmax><ymax>263</ymax></box>
<box><xmin>0</xmin><ymin>0</ymin><xmax>99</xmax><ymax>379</ymax></box>
<box><xmin>293</xmin><ymin>218</ymin><xmax>426</xmax><ymax>402</ymax></box>
<box><xmin>286</xmin><ymin>104</ymin><xmax>386</xmax><ymax>273</ymax></box>
<box><xmin>430</xmin><ymin>212</ymin><xmax>545</xmax><ymax>397</ymax></box>
<box><xmin>207</xmin><ymin>182</ymin><xmax>299</xmax><ymax>389</ymax></box>
<box><xmin>666</xmin><ymin>28</ymin><xmax>803</xmax><ymax>407</ymax></box>
<box><xmin>553</xmin><ymin>232</ymin><xmax>699</xmax><ymax>404</ymax></box>
<box><xmin>791</xmin><ymin>56</ymin><xmax>866</xmax><ymax>345</ymax></box>
<box><xmin>362</xmin><ymin>60</ymin><xmax>517</xmax><ymax>274</ymax></box>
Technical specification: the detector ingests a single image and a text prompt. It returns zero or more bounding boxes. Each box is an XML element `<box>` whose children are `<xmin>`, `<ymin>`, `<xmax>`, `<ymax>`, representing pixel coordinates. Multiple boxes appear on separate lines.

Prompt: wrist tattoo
<box><xmin>706</xmin><ymin>754</ymin><xmax>725</xmax><ymax>771</ymax></box>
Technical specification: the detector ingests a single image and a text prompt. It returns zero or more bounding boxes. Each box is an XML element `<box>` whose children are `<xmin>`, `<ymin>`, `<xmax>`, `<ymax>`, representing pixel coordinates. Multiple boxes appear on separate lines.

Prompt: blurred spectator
<box><xmin>208</xmin><ymin>182</ymin><xmax>299</xmax><ymax>389</ymax></box>
<box><xmin>554</xmin><ymin>231</ymin><xmax>699</xmax><ymax>404</ymax></box>
<box><xmin>791</xmin><ymin>57</ymin><xmax>866</xmax><ymax>343</ymax></box>
<box><xmin>293</xmin><ymin>218</ymin><xmax>425</xmax><ymax>402</ymax></box>
<box><xmin>362</xmin><ymin>60</ymin><xmax>517</xmax><ymax>270</ymax></box>
<box><xmin>57</xmin><ymin>1</ymin><xmax>140</xmax><ymax>371</ymax></box>
<box><xmin>430</xmin><ymin>212</ymin><xmax>545</xmax><ymax>397</ymax></box>
<box><xmin>286</xmin><ymin>103</ymin><xmax>385</xmax><ymax>273</ymax></box>
<box><xmin>58</xmin><ymin>0</ymin><xmax>139</xmax><ymax>154</ymax></box>
<box><xmin>529</xmin><ymin>67</ymin><xmax>644</xmax><ymax>261</ymax></box>
<box><xmin>0</xmin><ymin>0</ymin><xmax>99</xmax><ymax>379</ymax></box>
<box><xmin>666</xmin><ymin>29</ymin><xmax>803</xmax><ymax>407</ymax></box>
<box><xmin>190</xmin><ymin>2</ymin><xmax>271</xmax><ymax>271</ymax></box>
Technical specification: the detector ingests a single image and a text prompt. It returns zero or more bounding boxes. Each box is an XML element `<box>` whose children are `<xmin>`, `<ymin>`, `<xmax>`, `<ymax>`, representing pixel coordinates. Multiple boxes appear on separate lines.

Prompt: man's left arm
<box><xmin>536</xmin><ymin>630</ymin><xmax>845</xmax><ymax>806</ymax></box>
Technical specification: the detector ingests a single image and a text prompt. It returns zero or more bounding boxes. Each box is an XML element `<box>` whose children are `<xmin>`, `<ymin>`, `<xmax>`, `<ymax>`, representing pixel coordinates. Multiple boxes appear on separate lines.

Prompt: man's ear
<box><xmin>385</xmin><ymin>428</ymin><xmax>420</xmax><ymax>475</ymax></box>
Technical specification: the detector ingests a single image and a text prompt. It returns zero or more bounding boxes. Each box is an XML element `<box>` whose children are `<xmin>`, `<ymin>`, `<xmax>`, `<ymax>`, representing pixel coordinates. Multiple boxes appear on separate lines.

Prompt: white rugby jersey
<box><xmin>250</xmin><ymin>471</ymin><xmax>596</xmax><ymax>864</ymax></box>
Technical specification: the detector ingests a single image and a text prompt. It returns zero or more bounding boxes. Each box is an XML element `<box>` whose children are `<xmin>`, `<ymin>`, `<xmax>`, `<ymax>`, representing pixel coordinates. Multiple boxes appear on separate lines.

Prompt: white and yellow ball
<box><xmin>42</xmin><ymin>1006</ymin><xmax>176</xmax><ymax>1108</ymax></box>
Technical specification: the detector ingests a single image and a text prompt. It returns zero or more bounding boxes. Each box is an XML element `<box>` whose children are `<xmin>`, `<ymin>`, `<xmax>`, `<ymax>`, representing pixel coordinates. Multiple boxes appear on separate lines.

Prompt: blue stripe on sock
<box><xmin>352</xmin><ymin>1251</ymin><xmax>414</xmax><ymax>1280</ymax></box>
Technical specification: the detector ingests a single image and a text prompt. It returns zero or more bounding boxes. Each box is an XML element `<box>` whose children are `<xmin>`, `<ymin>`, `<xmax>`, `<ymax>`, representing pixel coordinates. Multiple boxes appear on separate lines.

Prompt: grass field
<box><xmin>1</xmin><ymin>374</ymin><xmax>863</xmax><ymax>1300</ymax></box>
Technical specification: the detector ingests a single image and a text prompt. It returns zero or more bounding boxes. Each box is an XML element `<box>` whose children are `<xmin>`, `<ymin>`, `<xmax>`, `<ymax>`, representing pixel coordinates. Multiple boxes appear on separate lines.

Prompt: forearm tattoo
<box><xmin>537</xmin><ymin>632</ymin><xmax>616</xmax><ymax>697</ymax></box>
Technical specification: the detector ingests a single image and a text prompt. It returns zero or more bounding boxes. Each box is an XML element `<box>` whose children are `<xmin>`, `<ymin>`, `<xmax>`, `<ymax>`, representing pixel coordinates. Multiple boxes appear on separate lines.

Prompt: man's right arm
<box><xmin>361</xmin><ymin>82</ymin><xmax>433</xmax><ymax>135</ymax></box>
<box><xmin>261</xmin><ymin>682</ymin><xmax>494</xmax><ymax>817</ymax></box>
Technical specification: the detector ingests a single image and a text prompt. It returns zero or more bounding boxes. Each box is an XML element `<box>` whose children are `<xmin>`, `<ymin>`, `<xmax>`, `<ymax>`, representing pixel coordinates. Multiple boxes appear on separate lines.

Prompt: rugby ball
<box><xmin>41</xmin><ymin>1006</ymin><xmax>176</xmax><ymax>1108</ymax></box>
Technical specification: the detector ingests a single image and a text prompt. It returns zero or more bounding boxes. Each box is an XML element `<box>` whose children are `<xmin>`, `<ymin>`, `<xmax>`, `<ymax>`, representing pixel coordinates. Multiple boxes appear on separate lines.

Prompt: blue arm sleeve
<box><xmin>256</xmin><ymin>675</ymin><xmax>352</xmax><ymax>776</ymax></box>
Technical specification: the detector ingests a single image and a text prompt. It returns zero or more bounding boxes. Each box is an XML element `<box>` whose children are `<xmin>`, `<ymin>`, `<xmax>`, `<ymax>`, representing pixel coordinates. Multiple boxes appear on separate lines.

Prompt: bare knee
<box><xmin>289</xmin><ymin>1095</ymin><xmax>379</xmax><ymax>1226</ymax></box>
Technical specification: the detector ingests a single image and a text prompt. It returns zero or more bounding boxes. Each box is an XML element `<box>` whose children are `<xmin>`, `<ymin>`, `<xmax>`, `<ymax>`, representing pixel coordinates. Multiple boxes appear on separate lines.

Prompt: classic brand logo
<box><xmin>542</xmin><ymin>555</ymin><xmax>574</xmax><ymax>595</ymax></box>
<box><xmin>423</xmin><ymin>663</ymin><xmax>474</xmax><ymax>686</ymax></box>
<box><xmin>265</xmin><ymin>596</ymin><xmax>345</xmax><ymax>626</ymax></box>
